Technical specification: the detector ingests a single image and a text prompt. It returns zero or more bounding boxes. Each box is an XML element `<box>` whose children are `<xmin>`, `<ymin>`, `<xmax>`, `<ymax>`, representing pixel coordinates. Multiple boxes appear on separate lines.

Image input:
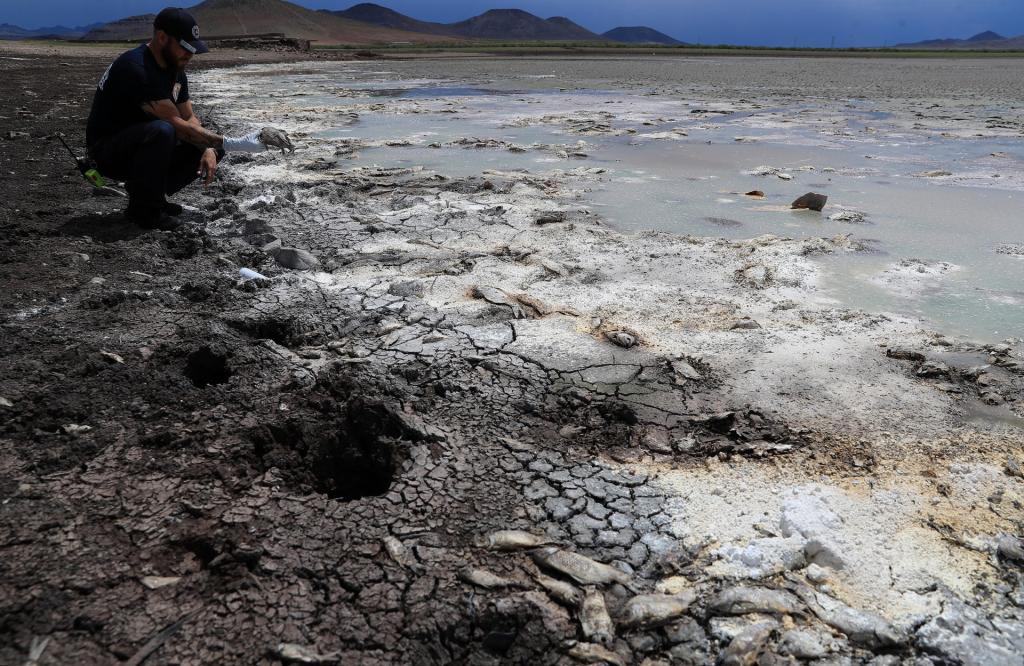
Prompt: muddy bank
<box><xmin>1</xmin><ymin>51</ymin><xmax>1023</xmax><ymax>665</ymax></box>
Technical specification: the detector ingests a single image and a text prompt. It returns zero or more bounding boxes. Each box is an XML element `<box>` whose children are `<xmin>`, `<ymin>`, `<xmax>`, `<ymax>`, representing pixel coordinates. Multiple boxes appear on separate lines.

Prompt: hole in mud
<box><xmin>252</xmin><ymin>396</ymin><xmax>413</xmax><ymax>500</ymax></box>
<box><xmin>184</xmin><ymin>346</ymin><xmax>232</xmax><ymax>388</ymax></box>
<box><xmin>229</xmin><ymin>315</ymin><xmax>317</xmax><ymax>347</ymax></box>
<box><xmin>314</xmin><ymin>430</ymin><xmax>397</xmax><ymax>500</ymax></box>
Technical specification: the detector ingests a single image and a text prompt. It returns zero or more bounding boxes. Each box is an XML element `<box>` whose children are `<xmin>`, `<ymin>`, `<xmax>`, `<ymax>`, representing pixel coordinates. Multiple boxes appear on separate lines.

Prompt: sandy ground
<box><xmin>1</xmin><ymin>45</ymin><xmax>1023</xmax><ymax>665</ymax></box>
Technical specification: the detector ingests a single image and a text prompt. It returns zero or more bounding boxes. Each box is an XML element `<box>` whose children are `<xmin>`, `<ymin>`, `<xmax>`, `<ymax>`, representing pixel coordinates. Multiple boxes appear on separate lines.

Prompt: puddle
<box><xmin>203</xmin><ymin>63</ymin><xmax>1024</xmax><ymax>343</ymax></box>
<box><xmin>964</xmin><ymin>402</ymin><xmax>1024</xmax><ymax>431</ymax></box>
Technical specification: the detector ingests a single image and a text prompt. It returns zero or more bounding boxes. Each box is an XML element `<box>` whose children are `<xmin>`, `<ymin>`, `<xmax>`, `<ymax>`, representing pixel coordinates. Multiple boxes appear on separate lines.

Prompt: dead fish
<box><xmin>475</xmin><ymin>530</ymin><xmax>554</xmax><ymax>552</ymax></box>
<box><xmin>604</xmin><ymin>330</ymin><xmax>637</xmax><ymax>349</ymax></box>
<box><xmin>705</xmin><ymin>216</ymin><xmax>744</xmax><ymax>228</ymax></box>
<box><xmin>790</xmin><ymin>192</ymin><xmax>828</xmax><ymax>212</ymax></box>
<box><xmin>275</xmin><ymin>643</ymin><xmax>340</xmax><ymax>664</ymax></box>
<box><xmin>532</xmin><ymin>255</ymin><xmax>569</xmax><ymax>276</ymax></box>
<box><xmin>472</xmin><ymin>285</ymin><xmax>527</xmax><ymax>319</ymax></box>
<box><xmin>789</xmin><ymin>578</ymin><xmax>904</xmax><ymax>648</ymax></box>
<box><xmin>710</xmin><ymin>587</ymin><xmax>803</xmax><ymax>616</ymax></box>
<box><xmin>535</xmin><ymin>573</ymin><xmax>582</xmax><ymax>608</ymax></box>
<box><xmin>514</xmin><ymin>293</ymin><xmax>550</xmax><ymax>317</ymax></box>
<box><xmin>531</xmin><ymin>547</ymin><xmax>631</xmax><ymax>586</ymax></box>
<box><xmin>997</xmin><ymin>534</ymin><xmax>1024</xmax><ymax>563</ymax></box>
<box><xmin>720</xmin><ymin>621</ymin><xmax>776</xmax><ymax>666</ymax></box>
<box><xmin>619</xmin><ymin>591</ymin><xmax>696</xmax><ymax>629</ymax></box>
<box><xmin>382</xmin><ymin>536</ymin><xmax>414</xmax><ymax>568</ymax></box>
<box><xmin>671</xmin><ymin>359</ymin><xmax>702</xmax><ymax>382</ymax></box>
<box><xmin>271</xmin><ymin>247</ymin><xmax>319</xmax><ymax>270</ymax></box>
<box><xmin>459</xmin><ymin>567</ymin><xmax>515</xmax><ymax>589</ymax></box>
<box><xmin>260</xmin><ymin>126</ymin><xmax>295</xmax><ymax>154</ymax></box>
<box><xmin>566</xmin><ymin>642</ymin><xmax>625</xmax><ymax>666</ymax></box>
<box><xmin>579</xmin><ymin>589</ymin><xmax>615</xmax><ymax>646</ymax></box>
<box><xmin>536</xmin><ymin>211</ymin><xmax>568</xmax><ymax>225</ymax></box>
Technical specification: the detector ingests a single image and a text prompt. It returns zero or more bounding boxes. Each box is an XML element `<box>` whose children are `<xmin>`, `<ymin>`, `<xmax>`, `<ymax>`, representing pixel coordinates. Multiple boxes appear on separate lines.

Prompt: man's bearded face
<box><xmin>160</xmin><ymin>35</ymin><xmax>193</xmax><ymax>71</ymax></box>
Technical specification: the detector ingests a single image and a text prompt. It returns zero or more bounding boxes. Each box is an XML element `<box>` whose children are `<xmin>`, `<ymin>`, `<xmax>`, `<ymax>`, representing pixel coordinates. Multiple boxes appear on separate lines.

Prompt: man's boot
<box><xmin>125</xmin><ymin>201</ymin><xmax>182</xmax><ymax>231</ymax></box>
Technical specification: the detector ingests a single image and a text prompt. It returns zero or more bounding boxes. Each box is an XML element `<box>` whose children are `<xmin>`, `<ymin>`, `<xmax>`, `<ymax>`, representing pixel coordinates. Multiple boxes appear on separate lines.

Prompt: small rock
<box><xmin>916</xmin><ymin>360</ymin><xmax>950</xmax><ymax>378</ymax></box>
<box><xmin>0</xmin><ymin>396</ymin><xmax>12</xmax><ymax>408</ymax></box>
<box><xmin>791</xmin><ymin>193</ymin><xmax>828</xmax><ymax>211</ymax></box>
<box><xmin>805</xmin><ymin>563</ymin><xmax>830</xmax><ymax>584</ymax></box>
<box><xmin>536</xmin><ymin>211</ymin><xmax>568</xmax><ymax>225</ymax></box>
<box><xmin>886</xmin><ymin>348</ymin><xmax>926</xmax><ymax>362</ymax></box>
<box><xmin>778</xmin><ymin>629</ymin><xmax>828</xmax><ymax>659</ymax></box>
<box><xmin>828</xmin><ymin>211</ymin><xmax>867</xmax><ymax>223</ymax></box>
<box><xmin>271</xmin><ymin>247</ymin><xmax>320</xmax><ymax>270</ymax></box>
<box><xmin>744</xmin><ymin>190</ymin><xmax>765</xmax><ymax>198</ymax></box>
<box><xmin>387</xmin><ymin>280</ymin><xmax>424</xmax><ymax>298</ymax></box>
<box><xmin>731</xmin><ymin>319</ymin><xmax>762</xmax><ymax>331</ymax></box>
<box><xmin>1005</xmin><ymin>458</ymin><xmax>1023</xmax><ymax>478</ymax></box>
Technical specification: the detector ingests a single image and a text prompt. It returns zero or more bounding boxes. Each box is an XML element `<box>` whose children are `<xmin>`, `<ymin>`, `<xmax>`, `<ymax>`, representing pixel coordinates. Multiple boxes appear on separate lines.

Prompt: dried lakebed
<box><xmin>3</xmin><ymin>56</ymin><xmax>1023</xmax><ymax>664</ymax></box>
<box><xmin>188</xmin><ymin>58</ymin><xmax>1024</xmax><ymax>664</ymax></box>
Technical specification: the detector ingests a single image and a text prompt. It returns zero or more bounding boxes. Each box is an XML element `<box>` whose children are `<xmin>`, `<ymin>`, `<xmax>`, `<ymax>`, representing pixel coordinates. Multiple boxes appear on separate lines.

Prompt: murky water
<box><xmin>221</xmin><ymin>65</ymin><xmax>1023</xmax><ymax>342</ymax></box>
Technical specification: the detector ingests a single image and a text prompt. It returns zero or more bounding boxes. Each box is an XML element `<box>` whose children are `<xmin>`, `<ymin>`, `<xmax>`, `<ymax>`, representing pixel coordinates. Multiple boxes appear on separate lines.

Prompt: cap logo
<box><xmin>192</xmin><ymin>25</ymin><xmax>200</xmax><ymax>39</ymax></box>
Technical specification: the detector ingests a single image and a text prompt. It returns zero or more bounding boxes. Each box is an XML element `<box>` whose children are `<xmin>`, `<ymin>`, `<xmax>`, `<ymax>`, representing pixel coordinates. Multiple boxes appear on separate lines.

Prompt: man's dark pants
<box><xmin>89</xmin><ymin>120</ymin><xmax>219</xmax><ymax>216</ymax></box>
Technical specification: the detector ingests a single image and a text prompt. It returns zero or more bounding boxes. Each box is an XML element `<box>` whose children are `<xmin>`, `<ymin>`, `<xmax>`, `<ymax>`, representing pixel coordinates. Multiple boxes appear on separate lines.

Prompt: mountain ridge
<box><xmin>80</xmin><ymin>0</ymin><xmax>454</xmax><ymax>44</ymax></box>
<box><xmin>326</xmin><ymin>4</ymin><xmax>604</xmax><ymax>41</ymax></box>
<box><xmin>0</xmin><ymin>22</ymin><xmax>102</xmax><ymax>40</ymax></box>
<box><xmin>602</xmin><ymin>26</ymin><xmax>683</xmax><ymax>45</ymax></box>
<box><xmin>895</xmin><ymin>29</ymin><xmax>1023</xmax><ymax>49</ymax></box>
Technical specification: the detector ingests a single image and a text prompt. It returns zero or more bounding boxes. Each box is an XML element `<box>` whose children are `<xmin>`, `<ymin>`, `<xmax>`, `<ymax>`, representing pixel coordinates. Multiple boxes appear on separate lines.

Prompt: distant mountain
<box><xmin>328</xmin><ymin>3</ymin><xmax>457</xmax><ymax>36</ymax></box>
<box><xmin>542</xmin><ymin>16</ymin><xmax>601</xmax><ymax>41</ymax></box>
<box><xmin>0</xmin><ymin>22</ymin><xmax>101</xmax><ymax>40</ymax></box>
<box><xmin>966</xmin><ymin>30</ymin><xmax>1005</xmax><ymax>42</ymax></box>
<box><xmin>81</xmin><ymin>14</ymin><xmax>156</xmax><ymax>42</ymax></box>
<box><xmin>602</xmin><ymin>26</ymin><xmax>683</xmax><ymax>45</ymax></box>
<box><xmin>329</xmin><ymin>5</ymin><xmax>601</xmax><ymax>41</ymax></box>
<box><xmin>895</xmin><ymin>30</ymin><xmax>1022</xmax><ymax>50</ymax></box>
<box><xmin>447</xmin><ymin>9</ymin><xmax>600</xmax><ymax>40</ymax></box>
<box><xmin>81</xmin><ymin>0</ymin><xmax>455</xmax><ymax>44</ymax></box>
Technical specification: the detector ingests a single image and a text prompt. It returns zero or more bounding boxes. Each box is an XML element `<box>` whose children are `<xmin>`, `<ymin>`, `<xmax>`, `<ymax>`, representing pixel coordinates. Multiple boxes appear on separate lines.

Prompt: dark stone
<box><xmin>791</xmin><ymin>192</ymin><xmax>828</xmax><ymax>211</ymax></box>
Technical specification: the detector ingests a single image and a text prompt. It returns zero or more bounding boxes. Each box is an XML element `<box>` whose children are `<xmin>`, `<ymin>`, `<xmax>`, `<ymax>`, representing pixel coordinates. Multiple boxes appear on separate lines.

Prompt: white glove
<box><xmin>223</xmin><ymin>130</ymin><xmax>267</xmax><ymax>153</ymax></box>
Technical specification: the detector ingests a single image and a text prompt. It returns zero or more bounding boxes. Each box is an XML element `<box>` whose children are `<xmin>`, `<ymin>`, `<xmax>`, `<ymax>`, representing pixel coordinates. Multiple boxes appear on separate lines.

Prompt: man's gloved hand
<box><xmin>223</xmin><ymin>130</ymin><xmax>267</xmax><ymax>153</ymax></box>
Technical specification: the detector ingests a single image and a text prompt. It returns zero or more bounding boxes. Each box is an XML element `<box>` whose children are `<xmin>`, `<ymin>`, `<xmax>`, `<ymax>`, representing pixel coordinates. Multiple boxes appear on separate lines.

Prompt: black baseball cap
<box><xmin>154</xmin><ymin>7</ymin><xmax>209</xmax><ymax>55</ymax></box>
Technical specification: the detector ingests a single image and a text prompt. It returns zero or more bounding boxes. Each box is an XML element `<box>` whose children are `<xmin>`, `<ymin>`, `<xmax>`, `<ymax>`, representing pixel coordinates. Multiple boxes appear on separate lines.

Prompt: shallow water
<box><xmin>217</xmin><ymin>65</ymin><xmax>1023</xmax><ymax>342</ymax></box>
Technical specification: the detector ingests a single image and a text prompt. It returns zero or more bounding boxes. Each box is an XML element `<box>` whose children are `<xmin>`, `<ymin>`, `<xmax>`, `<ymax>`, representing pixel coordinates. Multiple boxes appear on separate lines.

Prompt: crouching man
<box><xmin>86</xmin><ymin>7</ymin><xmax>275</xmax><ymax>230</ymax></box>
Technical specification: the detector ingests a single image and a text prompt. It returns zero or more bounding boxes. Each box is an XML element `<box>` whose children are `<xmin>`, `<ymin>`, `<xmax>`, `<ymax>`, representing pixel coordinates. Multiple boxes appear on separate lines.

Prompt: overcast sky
<box><xmin>5</xmin><ymin>0</ymin><xmax>1024</xmax><ymax>47</ymax></box>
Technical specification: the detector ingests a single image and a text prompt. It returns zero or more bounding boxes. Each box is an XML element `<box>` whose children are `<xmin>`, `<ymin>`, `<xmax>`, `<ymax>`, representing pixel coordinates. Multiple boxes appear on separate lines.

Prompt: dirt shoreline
<box><xmin>1</xmin><ymin>45</ymin><xmax>1022</xmax><ymax>665</ymax></box>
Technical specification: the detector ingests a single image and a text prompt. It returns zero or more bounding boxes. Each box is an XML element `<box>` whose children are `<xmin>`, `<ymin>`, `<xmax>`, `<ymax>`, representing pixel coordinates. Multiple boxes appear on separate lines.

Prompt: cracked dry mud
<box><xmin>2</xmin><ymin>50</ymin><xmax>1024</xmax><ymax>666</ymax></box>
